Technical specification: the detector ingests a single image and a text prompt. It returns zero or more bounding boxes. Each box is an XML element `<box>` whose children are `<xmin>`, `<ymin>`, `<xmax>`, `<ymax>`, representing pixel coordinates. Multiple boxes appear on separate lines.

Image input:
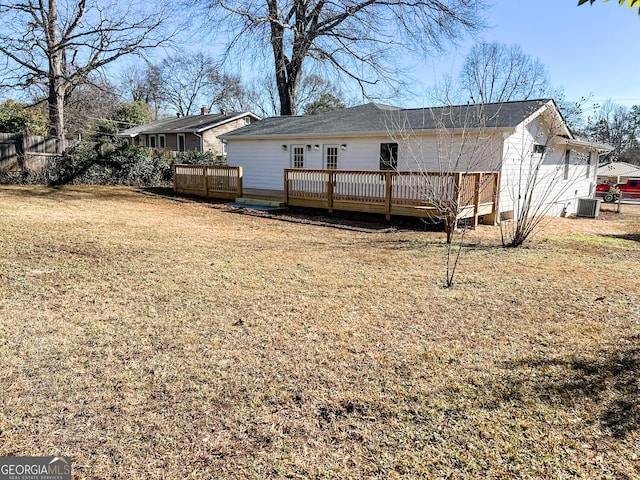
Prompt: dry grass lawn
<box><xmin>1</xmin><ymin>185</ymin><xmax>639</xmax><ymax>479</ymax></box>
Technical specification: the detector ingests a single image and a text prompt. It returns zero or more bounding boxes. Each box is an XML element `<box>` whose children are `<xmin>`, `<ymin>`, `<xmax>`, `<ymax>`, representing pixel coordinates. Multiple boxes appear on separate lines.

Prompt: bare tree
<box><xmin>460</xmin><ymin>42</ymin><xmax>550</xmax><ymax>104</ymax></box>
<box><xmin>499</xmin><ymin>101</ymin><xmax>603</xmax><ymax>247</ymax></box>
<box><xmin>130</xmin><ymin>52</ymin><xmax>250</xmax><ymax>116</ymax></box>
<box><xmin>0</xmin><ymin>0</ymin><xmax>171</xmax><ymax>149</ymax></box>
<box><xmin>156</xmin><ymin>52</ymin><xmax>222</xmax><ymax>116</ymax></box>
<box><xmin>199</xmin><ymin>0</ymin><xmax>487</xmax><ymax>116</ymax></box>
<box><xmin>385</xmin><ymin>104</ymin><xmax>503</xmax><ymax>287</ymax></box>
<box><xmin>431</xmin><ymin>43</ymin><xmax>586</xmax><ymax>134</ymax></box>
<box><xmin>119</xmin><ymin>62</ymin><xmax>163</xmax><ymax>119</ymax></box>
<box><xmin>64</xmin><ymin>79</ymin><xmax>121</xmax><ymax>140</ymax></box>
<box><xmin>586</xmin><ymin>100</ymin><xmax>639</xmax><ymax>162</ymax></box>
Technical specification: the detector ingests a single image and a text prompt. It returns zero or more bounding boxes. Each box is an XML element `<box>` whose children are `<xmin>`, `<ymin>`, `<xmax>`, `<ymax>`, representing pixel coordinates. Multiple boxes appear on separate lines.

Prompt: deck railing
<box><xmin>173</xmin><ymin>165</ymin><xmax>499</xmax><ymax>224</ymax></box>
<box><xmin>173</xmin><ymin>164</ymin><xmax>242</xmax><ymax>199</ymax></box>
<box><xmin>285</xmin><ymin>169</ymin><xmax>499</xmax><ymax>224</ymax></box>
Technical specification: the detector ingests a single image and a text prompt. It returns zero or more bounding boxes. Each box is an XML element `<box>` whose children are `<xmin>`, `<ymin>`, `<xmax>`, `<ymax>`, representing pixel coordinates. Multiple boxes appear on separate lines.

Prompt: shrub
<box><xmin>47</xmin><ymin>142</ymin><xmax>99</xmax><ymax>185</ymax></box>
<box><xmin>2</xmin><ymin>143</ymin><xmax>225</xmax><ymax>186</ymax></box>
<box><xmin>45</xmin><ymin>143</ymin><xmax>173</xmax><ymax>186</ymax></box>
<box><xmin>178</xmin><ymin>149</ymin><xmax>226</xmax><ymax>166</ymax></box>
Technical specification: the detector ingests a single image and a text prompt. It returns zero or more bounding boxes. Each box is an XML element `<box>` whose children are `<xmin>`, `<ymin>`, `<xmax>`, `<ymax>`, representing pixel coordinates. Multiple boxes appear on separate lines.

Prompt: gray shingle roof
<box><xmin>117</xmin><ymin>112</ymin><xmax>258</xmax><ymax>137</ymax></box>
<box><xmin>222</xmin><ymin>99</ymin><xmax>558</xmax><ymax>139</ymax></box>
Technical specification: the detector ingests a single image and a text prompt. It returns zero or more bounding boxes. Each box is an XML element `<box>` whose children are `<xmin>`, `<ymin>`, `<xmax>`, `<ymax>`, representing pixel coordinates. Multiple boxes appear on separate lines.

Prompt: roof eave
<box><xmin>195</xmin><ymin>112</ymin><xmax>261</xmax><ymax>134</ymax></box>
<box><xmin>559</xmin><ymin>137</ymin><xmax>614</xmax><ymax>153</ymax></box>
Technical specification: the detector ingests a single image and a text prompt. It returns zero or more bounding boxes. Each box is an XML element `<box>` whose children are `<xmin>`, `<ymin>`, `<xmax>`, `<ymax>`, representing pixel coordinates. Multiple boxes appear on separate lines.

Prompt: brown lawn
<box><xmin>0</xmin><ymin>186</ymin><xmax>639</xmax><ymax>479</ymax></box>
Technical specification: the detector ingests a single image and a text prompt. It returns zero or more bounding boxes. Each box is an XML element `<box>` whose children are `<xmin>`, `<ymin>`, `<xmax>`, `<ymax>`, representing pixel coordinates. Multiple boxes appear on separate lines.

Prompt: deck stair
<box><xmin>233</xmin><ymin>197</ymin><xmax>286</xmax><ymax>208</ymax></box>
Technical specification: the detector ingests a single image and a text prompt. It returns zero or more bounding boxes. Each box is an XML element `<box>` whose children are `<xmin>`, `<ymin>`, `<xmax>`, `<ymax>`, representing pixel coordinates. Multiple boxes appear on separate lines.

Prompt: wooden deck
<box><xmin>173</xmin><ymin>165</ymin><xmax>499</xmax><ymax>225</ymax></box>
<box><xmin>283</xmin><ymin>169</ymin><xmax>499</xmax><ymax>225</ymax></box>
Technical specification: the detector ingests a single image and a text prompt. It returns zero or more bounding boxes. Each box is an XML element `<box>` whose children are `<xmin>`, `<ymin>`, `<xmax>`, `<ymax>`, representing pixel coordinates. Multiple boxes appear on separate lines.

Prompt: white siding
<box><xmin>227</xmin><ymin>136</ymin><xmax>394</xmax><ymax>189</ymax></box>
<box><xmin>397</xmin><ymin>133</ymin><xmax>503</xmax><ymax>173</ymax></box>
<box><xmin>499</xmin><ymin>117</ymin><xmax>596</xmax><ymax>217</ymax></box>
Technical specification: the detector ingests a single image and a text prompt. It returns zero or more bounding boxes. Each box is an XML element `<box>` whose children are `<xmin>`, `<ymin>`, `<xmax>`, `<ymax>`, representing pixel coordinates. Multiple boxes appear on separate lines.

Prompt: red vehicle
<box><xmin>596</xmin><ymin>178</ymin><xmax>640</xmax><ymax>202</ymax></box>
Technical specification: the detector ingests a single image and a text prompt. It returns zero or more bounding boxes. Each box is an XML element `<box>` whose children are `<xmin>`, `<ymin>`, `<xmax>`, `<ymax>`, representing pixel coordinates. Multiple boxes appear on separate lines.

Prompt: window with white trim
<box><xmin>158</xmin><ymin>134</ymin><xmax>166</xmax><ymax>149</ymax></box>
<box><xmin>564</xmin><ymin>149</ymin><xmax>571</xmax><ymax>180</ymax></box>
<box><xmin>178</xmin><ymin>134</ymin><xmax>186</xmax><ymax>152</ymax></box>
<box><xmin>292</xmin><ymin>145</ymin><xmax>304</xmax><ymax>168</ymax></box>
<box><xmin>325</xmin><ymin>145</ymin><xmax>338</xmax><ymax>169</ymax></box>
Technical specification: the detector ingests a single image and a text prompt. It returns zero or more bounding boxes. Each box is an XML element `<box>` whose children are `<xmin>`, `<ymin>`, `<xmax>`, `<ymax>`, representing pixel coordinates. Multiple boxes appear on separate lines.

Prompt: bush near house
<box><xmin>0</xmin><ymin>142</ymin><xmax>224</xmax><ymax>186</ymax></box>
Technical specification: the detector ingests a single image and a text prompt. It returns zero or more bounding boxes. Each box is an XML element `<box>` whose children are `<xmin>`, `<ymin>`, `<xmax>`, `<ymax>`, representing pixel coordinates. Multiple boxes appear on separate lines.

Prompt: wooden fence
<box><xmin>0</xmin><ymin>133</ymin><xmax>61</xmax><ymax>172</ymax></box>
<box><xmin>284</xmin><ymin>169</ymin><xmax>499</xmax><ymax>224</ymax></box>
<box><xmin>173</xmin><ymin>164</ymin><xmax>243</xmax><ymax>200</ymax></box>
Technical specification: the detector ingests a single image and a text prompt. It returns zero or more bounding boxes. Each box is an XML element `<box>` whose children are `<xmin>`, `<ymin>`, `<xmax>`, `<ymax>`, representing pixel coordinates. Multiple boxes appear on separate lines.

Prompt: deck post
<box><xmin>327</xmin><ymin>171</ymin><xmax>334</xmax><ymax>213</ymax></box>
<box><xmin>385</xmin><ymin>171</ymin><xmax>393</xmax><ymax>221</ymax></box>
<box><xmin>283</xmin><ymin>169</ymin><xmax>289</xmax><ymax>205</ymax></box>
<box><xmin>471</xmin><ymin>173</ymin><xmax>481</xmax><ymax>226</ymax></box>
<box><xmin>483</xmin><ymin>172</ymin><xmax>500</xmax><ymax>225</ymax></box>
<box><xmin>237</xmin><ymin>166</ymin><xmax>243</xmax><ymax>197</ymax></box>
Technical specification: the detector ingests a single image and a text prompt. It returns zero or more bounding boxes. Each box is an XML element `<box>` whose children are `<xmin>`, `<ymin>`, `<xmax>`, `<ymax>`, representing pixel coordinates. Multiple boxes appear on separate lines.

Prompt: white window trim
<box><xmin>178</xmin><ymin>134</ymin><xmax>186</xmax><ymax>152</ymax></box>
<box><xmin>324</xmin><ymin>144</ymin><xmax>339</xmax><ymax>170</ymax></box>
<box><xmin>291</xmin><ymin>144</ymin><xmax>305</xmax><ymax>168</ymax></box>
<box><xmin>158</xmin><ymin>134</ymin><xmax>166</xmax><ymax>149</ymax></box>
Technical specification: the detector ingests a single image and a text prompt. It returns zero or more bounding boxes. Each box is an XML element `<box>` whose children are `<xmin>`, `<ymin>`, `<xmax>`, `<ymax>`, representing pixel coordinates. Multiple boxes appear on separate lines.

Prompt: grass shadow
<box><xmin>0</xmin><ymin>184</ymin><xmax>141</xmax><ymax>201</ymax></box>
<box><xmin>601</xmin><ymin>233</ymin><xmax>640</xmax><ymax>243</ymax></box>
<box><xmin>502</xmin><ymin>337</ymin><xmax>640</xmax><ymax>438</ymax></box>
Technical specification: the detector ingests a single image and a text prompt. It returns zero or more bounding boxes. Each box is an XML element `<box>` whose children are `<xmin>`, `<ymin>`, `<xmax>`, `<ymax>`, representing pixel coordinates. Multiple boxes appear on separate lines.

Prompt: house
<box><xmin>221</xmin><ymin>99</ymin><xmax>612</xmax><ymax>219</ymax></box>
<box><xmin>597</xmin><ymin>161</ymin><xmax>640</xmax><ymax>184</ymax></box>
<box><xmin>117</xmin><ymin>108</ymin><xmax>260</xmax><ymax>156</ymax></box>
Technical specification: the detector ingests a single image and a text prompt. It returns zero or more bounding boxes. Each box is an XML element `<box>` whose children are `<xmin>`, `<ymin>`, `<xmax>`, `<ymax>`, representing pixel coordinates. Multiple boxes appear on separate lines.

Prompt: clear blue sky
<box><xmin>408</xmin><ymin>0</ymin><xmax>640</xmax><ymax>114</ymax></box>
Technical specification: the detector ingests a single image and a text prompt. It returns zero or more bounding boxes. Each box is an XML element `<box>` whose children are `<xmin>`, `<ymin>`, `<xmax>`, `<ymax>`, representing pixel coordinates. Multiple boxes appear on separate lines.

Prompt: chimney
<box><xmin>220</xmin><ymin>108</ymin><xmax>227</xmax><ymax>116</ymax></box>
<box><xmin>201</xmin><ymin>106</ymin><xmax>209</xmax><ymax>115</ymax></box>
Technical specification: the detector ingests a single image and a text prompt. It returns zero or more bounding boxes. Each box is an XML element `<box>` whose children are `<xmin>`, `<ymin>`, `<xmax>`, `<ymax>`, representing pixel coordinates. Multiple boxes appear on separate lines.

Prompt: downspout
<box><xmin>194</xmin><ymin>131</ymin><xmax>203</xmax><ymax>152</ymax></box>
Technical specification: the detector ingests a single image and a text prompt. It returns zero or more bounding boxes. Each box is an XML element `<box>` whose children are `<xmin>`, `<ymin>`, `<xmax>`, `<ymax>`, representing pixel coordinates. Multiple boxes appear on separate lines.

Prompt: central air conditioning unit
<box><xmin>576</xmin><ymin>198</ymin><xmax>602</xmax><ymax>218</ymax></box>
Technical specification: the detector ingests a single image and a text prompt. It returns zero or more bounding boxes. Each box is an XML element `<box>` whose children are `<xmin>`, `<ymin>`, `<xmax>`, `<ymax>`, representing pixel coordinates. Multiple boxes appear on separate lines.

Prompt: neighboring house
<box><xmin>222</xmin><ymin>99</ymin><xmax>612</xmax><ymax>218</ymax></box>
<box><xmin>117</xmin><ymin>109</ymin><xmax>260</xmax><ymax>156</ymax></box>
<box><xmin>597</xmin><ymin>161</ymin><xmax>640</xmax><ymax>184</ymax></box>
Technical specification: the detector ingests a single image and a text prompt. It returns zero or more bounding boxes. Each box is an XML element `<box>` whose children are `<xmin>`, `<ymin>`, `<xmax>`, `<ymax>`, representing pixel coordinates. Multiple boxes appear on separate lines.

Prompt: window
<box><xmin>292</xmin><ymin>145</ymin><xmax>304</xmax><ymax>168</ymax></box>
<box><xmin>586</xmin><ymin>151</ymin><xmax>592</xmax><ymax>178</ymax></box>
<box><xmin>325</xmin><ymin>145</ymin><xmax>338</xmax><ymax>169</ymax></box>
<box><xmin>158</xmin><ymin>135</ymin><xmax>166</xmax><ymax>149</ymax></box>
<box><xmin>533</xmin><ymin>144</ymin><xmax>546</xmax><ymax>155</ymax></box>
<box><xmin>149</xmin><ymin>135</ymin><xmax>156</xmax><ymax>148</ymax></box>
<box><xmin>564</xmin><ymin>149</ymin><xmax>571</xmax><ymax>180</ymax></box>
<box><xmin>178</xmin><ymin>134</ymin><xmax>186</xmax><ymax>152</ymax></box>
<box><xmin>380</xmin><ymin>142</ymin><xmax>398</xmax><ymax>170</ymax></box>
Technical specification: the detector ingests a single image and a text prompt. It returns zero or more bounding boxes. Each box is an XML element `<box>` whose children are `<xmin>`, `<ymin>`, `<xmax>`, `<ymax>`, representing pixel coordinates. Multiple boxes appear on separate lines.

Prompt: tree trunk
<box><xmin>267</xmin><ymin>0</ymin><xmax>304</xmax><ymax>116</ymax></box>
<box><xmin>46</xmin><ymin>0</ymin><xmax>66</xmax><ymax>152</ymax></box>
<box><xmin>48</xmin><ymin>79</ymin><xmax>66</xmax><ymax>152</ymax></box>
